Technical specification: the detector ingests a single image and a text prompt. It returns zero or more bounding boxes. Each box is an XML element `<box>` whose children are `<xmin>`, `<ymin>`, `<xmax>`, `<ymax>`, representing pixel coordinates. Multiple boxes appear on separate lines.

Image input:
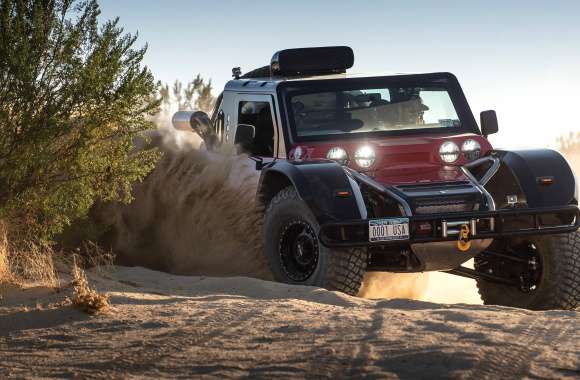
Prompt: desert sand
<box><xmin>1</xmin><ymin>266</ymin><xmax>579</xmax><ymax>379</ymax></box>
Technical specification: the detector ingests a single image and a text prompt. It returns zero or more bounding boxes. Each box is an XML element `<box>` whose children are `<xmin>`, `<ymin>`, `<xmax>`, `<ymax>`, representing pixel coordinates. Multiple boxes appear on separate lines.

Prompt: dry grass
<box><xmin>1</xmin><ymin>220</ymin><xmax>114</xmax><ymax>315</ymax></box>
<box><xmin>53</xmin><ymin>241</ymin><xmax>115</xmax><ymax>279</ymax></box>
<box><xmin>0</xmin><ymin>221</ymin><xmax>59</xmax><ymax>288</ymax></box>
<box><xmin>0</xmin><ymin>222</ymin><xmax>11</xmax><ymax>284</ymax></box>
<box><xmin>78</xmin><ymin>241</ymin><xmax>115</xmax><ymax>271</ymax></box>
<box><xmin>9</xmin><ymin>241</ymin><xmax>59</xmax><ymax>288</ymax></box>
<box><xmin>71</xmin><ymin>256</ymin><xmax>109</xmax><ymax>314</ymax></box>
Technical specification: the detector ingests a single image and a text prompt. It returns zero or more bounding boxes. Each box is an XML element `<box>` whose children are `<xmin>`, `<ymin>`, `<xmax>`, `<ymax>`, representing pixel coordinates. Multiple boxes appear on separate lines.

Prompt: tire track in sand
<box><xmin>467</xmin><ymin>315</ymin><xmax>571</xmax><ymax>379</ymax></box>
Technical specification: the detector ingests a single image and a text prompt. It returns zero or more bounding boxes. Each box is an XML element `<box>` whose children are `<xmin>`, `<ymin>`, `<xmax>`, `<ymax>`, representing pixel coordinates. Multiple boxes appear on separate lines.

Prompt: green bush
<box><xmin>0</xmin><ymin>0</ymin><xmax>160</xmax><ymax>241</ymax></box>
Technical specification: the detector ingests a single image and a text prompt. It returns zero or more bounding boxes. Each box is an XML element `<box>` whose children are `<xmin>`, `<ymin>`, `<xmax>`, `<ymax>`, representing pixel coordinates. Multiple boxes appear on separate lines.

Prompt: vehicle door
<box><xmin>232</xmin><ymin>93</ymin><xmax>280</xmax><ymax>164</ymax></box>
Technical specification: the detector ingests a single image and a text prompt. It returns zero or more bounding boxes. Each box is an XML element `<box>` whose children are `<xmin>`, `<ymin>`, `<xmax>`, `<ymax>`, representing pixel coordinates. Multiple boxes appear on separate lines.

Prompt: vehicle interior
<box><xmin>291</xmin><ymin>87</ymin><xmax>461</xmax><ymax>137</ymax></box>
<box><xmin>238</xmin><ymin>101</ymin><xmax>275</xmax><ymax>156</ymax></box>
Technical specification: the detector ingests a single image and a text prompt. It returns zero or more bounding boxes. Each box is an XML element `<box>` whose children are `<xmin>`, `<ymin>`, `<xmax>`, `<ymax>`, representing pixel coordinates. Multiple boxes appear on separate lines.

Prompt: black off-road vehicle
<box><xmin>174</xmin><ymin>46</ymin><xmax>580</xmax><ymax>310</ymax></box>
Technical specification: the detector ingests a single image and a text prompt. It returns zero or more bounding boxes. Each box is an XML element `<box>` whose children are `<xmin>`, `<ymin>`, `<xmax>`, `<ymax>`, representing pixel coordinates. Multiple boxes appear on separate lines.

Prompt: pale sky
<box><xmin>99</xmin><ymin>0</ymin><xmax>580</xmax><ymax>148</ymax></box>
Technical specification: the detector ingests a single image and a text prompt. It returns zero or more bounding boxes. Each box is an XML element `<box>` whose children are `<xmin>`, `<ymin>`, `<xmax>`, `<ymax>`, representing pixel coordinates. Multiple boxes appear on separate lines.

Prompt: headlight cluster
<box><xmin>461</xmin><ymin>139</ymin><xmax>482</xmax><ymax>161</ymax></box>
<box><xmin>439</xmin><ymin>141</ymin><xmax>460</xmax><ymax>163</ymax></box>
<box><xmin>354</xmin><ymin>146</ymin><xmax>376</xmax><ymax>168</ymax></box>
<box><xmin>326</xmin><ymin>146</ymin><xmax>376</xmax><ymax>168</ymax></box>
<box><xmin>326</xmin><ymin>147</ymin><xmax>349</xmax><ymax>165</ymax></box>
<box><xmin>439</xmin><ymin>139</ymin><xmax>481</xmax><ymax>163</ymax></box>
<box><xmin>325</xmin><ymin>139</ymin><xmax>481</xmax><ymax>168</ymax></box>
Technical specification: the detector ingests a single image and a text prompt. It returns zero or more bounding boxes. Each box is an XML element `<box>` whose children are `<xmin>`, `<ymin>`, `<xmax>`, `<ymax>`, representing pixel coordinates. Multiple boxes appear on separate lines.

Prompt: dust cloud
<box><xmin>358</xmin><ymin>272</ymin><xmax>429</xmax><ymax>299</ymax></box>
<box><xmin>100</xmin><ymin>128</ymin><xmax>271</xmax><ymax>280</ymax></box>
<box><xmin>566</xmin><ymin>151</ymin><xmax>580</xmax><ymax>175</ymax></box>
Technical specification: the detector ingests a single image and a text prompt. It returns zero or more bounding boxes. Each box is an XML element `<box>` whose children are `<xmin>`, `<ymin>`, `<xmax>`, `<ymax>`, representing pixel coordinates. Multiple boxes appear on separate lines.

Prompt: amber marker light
<box><xmin>537</xmin><ymin>177</ymin><xmax>555</xmax><ymax>186</ymax></box>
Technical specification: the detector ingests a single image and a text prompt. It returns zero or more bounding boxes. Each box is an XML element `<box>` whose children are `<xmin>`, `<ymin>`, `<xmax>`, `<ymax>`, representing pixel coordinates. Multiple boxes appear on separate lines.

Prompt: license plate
<box><xmin>369</xmin><ymin>218</ymin><xmax>410</xmax><ymax>242</ymax></box>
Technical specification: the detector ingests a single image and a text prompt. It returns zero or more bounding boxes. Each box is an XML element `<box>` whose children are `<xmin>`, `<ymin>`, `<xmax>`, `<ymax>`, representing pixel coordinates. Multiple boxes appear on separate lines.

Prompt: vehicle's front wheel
<box><xmin>474</xmin><ymin>231</ymin><xmax>580</xmax><ymax>310</ymax></box>
<box><xmin>263</xmin><ymin>186</ymin><xmax>367</xmax><ymax>296</ymax></box>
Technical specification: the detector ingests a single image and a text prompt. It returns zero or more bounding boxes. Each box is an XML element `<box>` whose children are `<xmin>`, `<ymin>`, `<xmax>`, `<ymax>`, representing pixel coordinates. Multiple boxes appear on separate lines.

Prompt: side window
<box><xmin>237</xmin><ymin>101</ymin><xmax>275</xmax><ymax>157</ymax></box>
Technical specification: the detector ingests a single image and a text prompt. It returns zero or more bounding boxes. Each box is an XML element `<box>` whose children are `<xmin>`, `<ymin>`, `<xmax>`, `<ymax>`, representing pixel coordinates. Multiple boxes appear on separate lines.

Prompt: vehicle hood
<box><xmin>289</xmin><ymin>133</ymin><xmax>493</xmax><ymax>186</ymax></box>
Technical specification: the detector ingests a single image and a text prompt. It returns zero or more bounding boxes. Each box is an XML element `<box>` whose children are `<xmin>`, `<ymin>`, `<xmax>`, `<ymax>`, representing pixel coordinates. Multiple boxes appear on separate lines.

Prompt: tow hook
<box><xmin>457</xmin><ymin>224</ymin><xmax>471</xmax><ymax>252</ymax></box>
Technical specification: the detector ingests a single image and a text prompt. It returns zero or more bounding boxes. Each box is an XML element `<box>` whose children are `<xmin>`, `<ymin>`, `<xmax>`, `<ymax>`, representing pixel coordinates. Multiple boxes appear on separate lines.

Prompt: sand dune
<box><xmin>1</xmin><ymin>266</ymin><xmax>578</xmax><ymax>379</ymax></box>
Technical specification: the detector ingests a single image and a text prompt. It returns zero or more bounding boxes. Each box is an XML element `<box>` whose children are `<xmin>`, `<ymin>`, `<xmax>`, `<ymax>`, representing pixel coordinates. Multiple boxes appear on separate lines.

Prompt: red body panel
<box><xmin>288</xmin><ymin>133</ymin><xmax>493</xmax><ymax>185</ymax></box>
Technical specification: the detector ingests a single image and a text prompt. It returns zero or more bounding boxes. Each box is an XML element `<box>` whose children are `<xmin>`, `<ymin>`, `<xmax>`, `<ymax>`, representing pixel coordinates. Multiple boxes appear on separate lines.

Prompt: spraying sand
<box><xmin>359</xmin><ymin>272</ymin><xmax>429</xmax><ymax>299</ymax></box>
<box><xmin>99</xmin><ymin>128</ymin><xmax>271</xmax><ymax>280</ymax></box>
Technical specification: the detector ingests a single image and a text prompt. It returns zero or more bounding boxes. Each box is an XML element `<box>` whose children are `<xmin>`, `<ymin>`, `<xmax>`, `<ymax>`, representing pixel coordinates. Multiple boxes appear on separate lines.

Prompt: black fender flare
<box><xmin>493</xmin><ymin>149</ymin><xmax>578</xmax><ymax>207</ymax></box>
<box><xmin>257</xmin><ymin>160</ymin><xmax>365</xmax><ymax>224</ymax></box>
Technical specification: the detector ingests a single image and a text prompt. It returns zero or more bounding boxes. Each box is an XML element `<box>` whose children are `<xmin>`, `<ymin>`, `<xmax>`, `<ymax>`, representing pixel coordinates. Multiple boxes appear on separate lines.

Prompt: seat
<box><xmin>252</xmin><ymin>107</ymin><xmax>275</xmax><ymax>156</ymax></box>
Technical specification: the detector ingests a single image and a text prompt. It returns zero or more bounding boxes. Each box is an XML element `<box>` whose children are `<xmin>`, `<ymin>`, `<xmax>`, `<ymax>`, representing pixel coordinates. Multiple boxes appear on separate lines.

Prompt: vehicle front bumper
<box><xmin>319</xmin><ymin>205</ymin><xmax>580</xmax><ymax>248</ymax></box>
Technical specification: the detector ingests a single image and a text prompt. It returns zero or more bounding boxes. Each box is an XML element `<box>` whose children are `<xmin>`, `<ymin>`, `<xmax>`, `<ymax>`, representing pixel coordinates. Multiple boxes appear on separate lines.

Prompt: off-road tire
<box><xmin>263</xmin><ymin>186</ymin><xmax>367</xmax><ymax>296</ymax></box>
<box><xmin>475</xmin><ymin>231</ymin><xmax>580</xmax><ymax>310</ymax></box>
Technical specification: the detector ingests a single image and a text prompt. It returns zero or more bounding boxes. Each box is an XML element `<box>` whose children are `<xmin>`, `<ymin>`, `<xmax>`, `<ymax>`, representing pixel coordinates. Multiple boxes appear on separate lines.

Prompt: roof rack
<box><xmin>233</xmin><ymin>46</ymin><xmax>354</xmax><ymax>80</ymax></box>
<box><xmin>271</xmin><ymin>46</ymin><xmax>353</xmax><ymax>76</ymax></box>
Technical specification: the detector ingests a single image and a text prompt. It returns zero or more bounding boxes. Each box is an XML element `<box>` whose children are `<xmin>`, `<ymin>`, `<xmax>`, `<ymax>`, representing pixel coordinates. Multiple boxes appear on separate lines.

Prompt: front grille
<box><xmin>414</xmin><ymin>197</ymin><xmax>476</xmax><ymax>214</ymax></box>
<box><xmin>397</xmin><ymin>181</ymin><xmax>472</xmax><ymax>194</ymax></box>
<box><xmin>395</xmin><ymin>182</ymin><xmax>481</xmax><ymax>215</ymax></box>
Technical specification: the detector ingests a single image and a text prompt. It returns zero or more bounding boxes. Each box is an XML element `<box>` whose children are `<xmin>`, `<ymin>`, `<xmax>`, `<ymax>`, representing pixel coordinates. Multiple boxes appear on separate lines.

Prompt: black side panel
<box><xmin>258</xmin><ymin>160</ymin><xmax>361</xmax><ymax>224</ymax></box>
<box><xmin>495</xmin><ymin>149</ymin><xmax>577</xmax><ymax>207</ymax></box>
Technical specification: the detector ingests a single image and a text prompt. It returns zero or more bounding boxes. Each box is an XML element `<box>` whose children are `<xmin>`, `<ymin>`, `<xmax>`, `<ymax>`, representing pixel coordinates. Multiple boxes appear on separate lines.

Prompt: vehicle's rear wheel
<box><xmin>263</xmin><ymin>186</ymin><xmax>367</xmax><ymax>296</ymax></box>
<box><xmin>474</xmin><ymin>231</ymin><xmax>580</xmax><ymax>310</ymax></box>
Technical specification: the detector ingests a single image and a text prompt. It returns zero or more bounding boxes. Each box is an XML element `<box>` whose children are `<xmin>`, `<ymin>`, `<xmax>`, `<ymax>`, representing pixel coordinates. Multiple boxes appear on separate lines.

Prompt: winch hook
<box><xmin>457</xmin><ymin>224</ymin><xmax>471</xmax><ymax>252</ymax></box>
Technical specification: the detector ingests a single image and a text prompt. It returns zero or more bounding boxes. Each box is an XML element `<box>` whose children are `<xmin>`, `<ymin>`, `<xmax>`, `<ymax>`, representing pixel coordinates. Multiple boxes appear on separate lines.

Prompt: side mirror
<box><xmin>480</xmin><ymin>110</ymin><xmax>499</xmax><ymax>137</ymax></box>
<box><xmin>234</xmin><ymin>124</ymin><xmax>255</xmax><ymax>152</ymax></box>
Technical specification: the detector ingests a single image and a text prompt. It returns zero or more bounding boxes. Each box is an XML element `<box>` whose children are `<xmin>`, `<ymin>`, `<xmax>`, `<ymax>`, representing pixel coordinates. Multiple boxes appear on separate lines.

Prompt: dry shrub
<box><xmin>9</xmin><ymin>241</ymin><xmax>59</xmax><ymax>288</ymax></box>
<box><xmin>63</xmin><ymin>241</ymin><xmax>115</xmax><ymax>274</ymax></box>
<box><xmin>1</xmin><ymin>220</ymin><xmax>112</xmax><ymax>312</ymax></box>
<box><xmin>81</xmin><ymin>241</ymin><xmax>115</xmax><ymax>270</ymax></box>
<box><xmin>71</xmin><ymin>256</ymin><xmax>109</xmax><ymax>314</ymax></box>
<box><xmin>0</xmin><ymin>221</ymin><xmax>59</xmax><ymax>288</ymax></box>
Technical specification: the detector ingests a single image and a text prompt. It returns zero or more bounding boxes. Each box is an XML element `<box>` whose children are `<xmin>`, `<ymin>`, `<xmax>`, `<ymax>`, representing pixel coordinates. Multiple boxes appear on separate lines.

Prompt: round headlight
<box><xmin>439</xmin><ymin>141</ymin><xmax>460</xmax><ymax>163</ymax></box>
<box><xmin>461</xmin><ymin>139</ymin><xmax>481</xmax><ymax>161</ymax></box>
<box><xmin>354</xmin><ymin>146</ymin><xmax>376</xmax><ymax>168</ymax></box>
<box><xmin>326</xmin><ymin>147</ymin><xmax>349</xmax><ymax>165</ymax></box>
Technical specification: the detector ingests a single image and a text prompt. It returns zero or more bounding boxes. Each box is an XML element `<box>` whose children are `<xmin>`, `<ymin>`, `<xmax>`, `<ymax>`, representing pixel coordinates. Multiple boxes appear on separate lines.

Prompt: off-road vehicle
<box><xmin>173</xmin><ymin>46</ymin><xmax>580</xmax><ymax>310</ymax></box>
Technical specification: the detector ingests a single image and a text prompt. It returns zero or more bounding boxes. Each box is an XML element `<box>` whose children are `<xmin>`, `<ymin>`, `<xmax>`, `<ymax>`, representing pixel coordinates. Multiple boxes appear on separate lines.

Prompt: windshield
<box><xmin>286</xmin><ymin>82</ymin><xmax>466</xmax><ymax>140</ymax></box>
